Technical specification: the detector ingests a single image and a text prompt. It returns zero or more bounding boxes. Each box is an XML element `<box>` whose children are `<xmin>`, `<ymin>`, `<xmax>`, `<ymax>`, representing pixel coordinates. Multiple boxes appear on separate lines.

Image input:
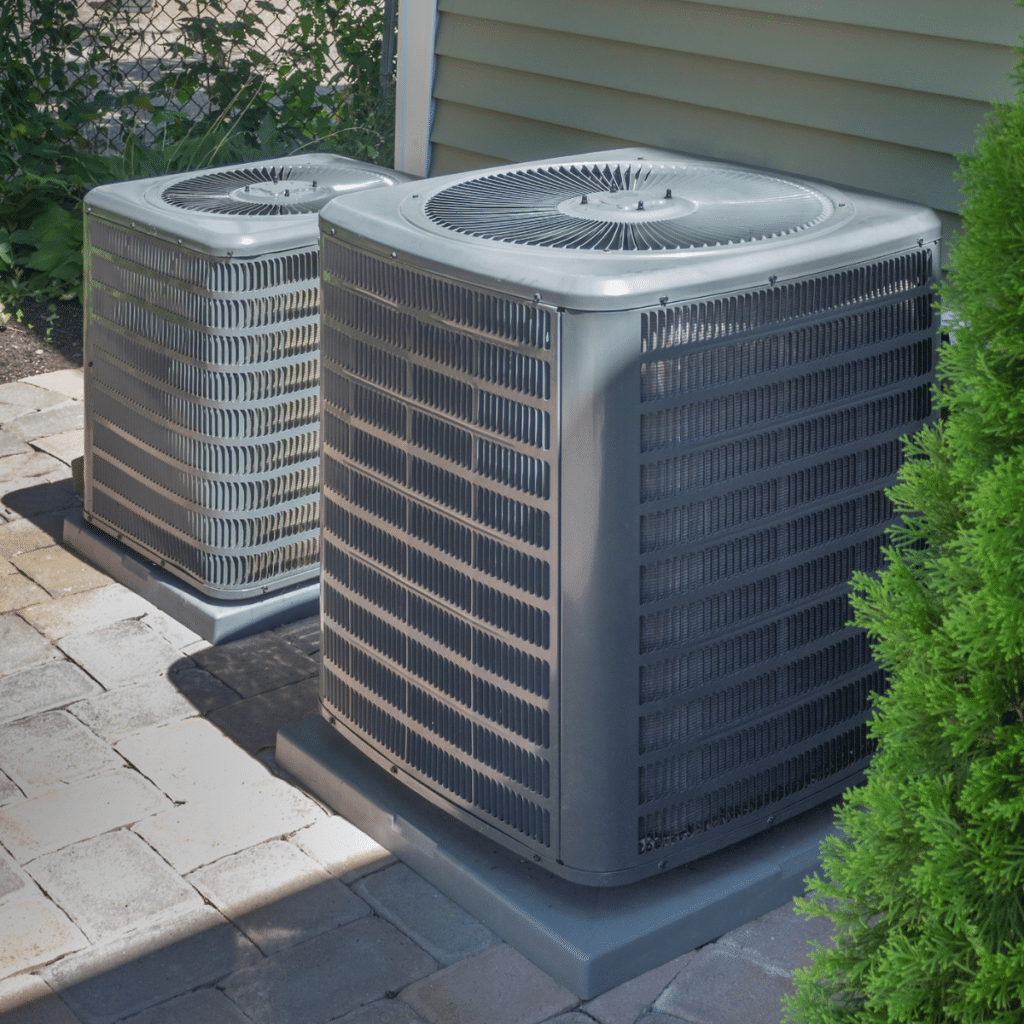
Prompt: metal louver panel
<box><xmin>82</xmin><ymin>154</ymin><xmax>408</xmax><ymax>599</ymax></box>
<box><xmin>424</xmin><ymin>161</ymin><xmax>834</xmax><ymax>250</ymax></box>
<box><xmin>319</xmin><ymin>237</ymin><xmax>560</xmax><ymax>853</ymax></box>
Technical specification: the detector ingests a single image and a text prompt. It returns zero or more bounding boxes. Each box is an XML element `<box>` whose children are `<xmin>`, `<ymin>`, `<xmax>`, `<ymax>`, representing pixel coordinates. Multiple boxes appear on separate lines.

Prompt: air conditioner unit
<box><xmin>81</xmin><ymin>154</ymin><xmax>409</xmax><ymax>599</ymax></box>
<box><xmin>316</xmin><ymin>148</ymin><xmax>939</xmax><ymax>886</ymax></box>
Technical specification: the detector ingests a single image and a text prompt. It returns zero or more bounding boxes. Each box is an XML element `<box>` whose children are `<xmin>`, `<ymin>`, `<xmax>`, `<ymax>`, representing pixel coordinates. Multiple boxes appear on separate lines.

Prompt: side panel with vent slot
<box><xmin>318</xmin><ymin>238</ymin><xmax>561</xmax><ymax>858</ymax></box>
<box><xmin>82</xmin><ymin>221</ymin><xmax>322</xmax><ymax>597</ymax></box>
<box><xmin>559</xmin><ymin>246</ymin><xmax>937</xmax><ymax>881</ymax></box>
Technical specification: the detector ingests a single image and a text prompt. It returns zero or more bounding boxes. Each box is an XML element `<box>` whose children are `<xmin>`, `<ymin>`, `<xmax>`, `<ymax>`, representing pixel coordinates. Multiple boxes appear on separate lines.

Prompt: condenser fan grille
<box><xmin>424</xmin><ymin>162</ymin><xmax>835</xmax><ymax>250</ymax></box>
<box><xmin>160</xmin><ymin>162</ymin><xmax>391</xmax><ymax>216</ymax></box>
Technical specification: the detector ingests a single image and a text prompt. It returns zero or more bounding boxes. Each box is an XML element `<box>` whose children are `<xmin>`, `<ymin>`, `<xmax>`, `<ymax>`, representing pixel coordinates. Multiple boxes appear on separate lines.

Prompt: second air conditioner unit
<box><xmin>316</xmin><ymin>148</ymin><xmax>940</xmax><ymax>886</ymax></box>
<box><xmin>82</xmin><ymin>154</ymin><xmax>410</xmax><ymax>599</ymax></box>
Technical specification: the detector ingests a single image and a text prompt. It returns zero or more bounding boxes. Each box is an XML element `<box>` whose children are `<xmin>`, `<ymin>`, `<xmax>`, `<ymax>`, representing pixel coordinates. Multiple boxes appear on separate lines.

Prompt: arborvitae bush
<box><xmin>783</xmin><ymin>40</ymin><xmax>1024</xmax><ymax>1024</ymax></box>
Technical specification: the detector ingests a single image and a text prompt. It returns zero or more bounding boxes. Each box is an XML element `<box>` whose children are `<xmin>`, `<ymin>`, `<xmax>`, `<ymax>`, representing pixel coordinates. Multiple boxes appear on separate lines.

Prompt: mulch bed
<box><xmin>0</xmin><ymin>298</ymin><xmax>85</xmax><ymax>385</ymax></box>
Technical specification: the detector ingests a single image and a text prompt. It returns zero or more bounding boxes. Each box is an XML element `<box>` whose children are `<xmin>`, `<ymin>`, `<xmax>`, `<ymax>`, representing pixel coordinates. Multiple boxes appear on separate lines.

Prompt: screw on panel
<box><xmin>312</xmin><ymin>180</ymin><xmax>317</xmax><ymax>188</ymax></box>
<box><xmin>838</xmin><ymin>202</ymin><xmax>846</xmax><ymax>207</ymax></box>
<box><xmin>637</xmin><ymin>200</ymin><xmax>644</xmax><ymax>210</ymax></box>
<box><xmin>665</xmin><ymin>189</ymin><xmax>672</xmax><ymax>199</ymax></box>
<box><xmin>284</xmin><ymin>190</ymin><xmax>290</xmax><ymax>197</ymax></box>
<box><xmin>766</xmin><ymin>816</ymin><xmax>775</xmax><ymax>825</ymax></box>
<box><xmin>533</xmin><ymin>854</ymin><xmax>541</xmax><ymax>862</ymax></box>
<box><xmin>659</xmin><ymin>296</ymin><xmax>668</xmax><ymax>306</ymax></box>
<box><xmin>769</xmin><ymin>275</ymin><xmax>778</xmax><ymax>285</ymax></box>
<box><xmin>918</xmin><ymin>238</ymin><xmax>925</xmax><ymax>246</ymax></box>
<box><xmin>533</xmin><ymin>293</ymin><xmax>541</xmax><ymax>302</ymax></box>
<box><xmin>390</xmin><ymin>765</ymin><xmax>398</xmax><ymax>774</ymax></box>
<box><xmin>245</xmin><ymin>184</ymin><xmax>250</xmax><ymax>192</ymax></box>
<box><xmin>580</xmin><ymin>194</ymin><xmax>588</xmax><ymax>204</ymax></box>
<box><xmin>390</xmin><ymin>251</ymin><xmax>397</xmax><ymax>258</ymax></box>
<box><xmin>331</xmin><ymin>228</ymin><xmax>336</xmax><ymax>235</ymax></box>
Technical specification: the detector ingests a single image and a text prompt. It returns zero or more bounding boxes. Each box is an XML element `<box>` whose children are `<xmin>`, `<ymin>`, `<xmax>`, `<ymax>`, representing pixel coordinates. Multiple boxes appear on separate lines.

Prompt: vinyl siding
<box><xmin>427</xmin><ymin>0</ymin><xmax>1022</xmax><ymax>238</ymax></box>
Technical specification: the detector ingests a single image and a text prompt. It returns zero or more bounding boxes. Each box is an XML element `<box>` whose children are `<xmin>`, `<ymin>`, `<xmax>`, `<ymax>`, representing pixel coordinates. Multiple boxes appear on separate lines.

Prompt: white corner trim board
<box><xmin>395</xmin><ymin>0</ymin><xmax>440</xmax><ymax>178</ymax></box>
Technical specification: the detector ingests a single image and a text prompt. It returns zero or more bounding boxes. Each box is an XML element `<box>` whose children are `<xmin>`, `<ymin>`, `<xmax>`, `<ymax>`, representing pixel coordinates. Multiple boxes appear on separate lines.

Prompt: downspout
<box><xmin>394</xmin><ymin>0</ymin><xmax>440</xmax><ymax>178</ymax></box>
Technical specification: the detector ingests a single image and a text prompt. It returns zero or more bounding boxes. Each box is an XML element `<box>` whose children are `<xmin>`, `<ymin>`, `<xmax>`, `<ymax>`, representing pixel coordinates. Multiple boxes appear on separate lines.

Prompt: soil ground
<box><xmin>0</xmin><ymin>298</ymin><xmax>85</xmax><ymax>385</ymax></box>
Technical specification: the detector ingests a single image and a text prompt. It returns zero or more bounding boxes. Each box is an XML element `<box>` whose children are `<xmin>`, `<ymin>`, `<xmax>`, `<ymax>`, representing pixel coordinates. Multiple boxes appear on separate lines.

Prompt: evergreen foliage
<box><xmin>783</xmin><ymin>34</ymin><xmax>1024</xmax><ymax>1024</ymax></box>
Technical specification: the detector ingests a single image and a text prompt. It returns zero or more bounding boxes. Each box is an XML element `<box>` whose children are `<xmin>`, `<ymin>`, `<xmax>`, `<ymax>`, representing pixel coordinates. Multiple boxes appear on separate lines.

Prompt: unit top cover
<box><xmin>320</xmin><ymin>148</ymin><xmax>940</xmax><ymax>310</ymax></box>
<box><xmin>86</xmin><ymin>153</ymin><xmax>413</xmax><ymax>257</ymax></box>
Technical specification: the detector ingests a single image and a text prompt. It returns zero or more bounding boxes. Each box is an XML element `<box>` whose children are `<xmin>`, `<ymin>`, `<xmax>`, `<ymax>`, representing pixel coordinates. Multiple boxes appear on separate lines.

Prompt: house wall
<box><xmin>397</xmin><ymin>0</ymin><xmax>1021</xmax><ymax>241</ymax></box>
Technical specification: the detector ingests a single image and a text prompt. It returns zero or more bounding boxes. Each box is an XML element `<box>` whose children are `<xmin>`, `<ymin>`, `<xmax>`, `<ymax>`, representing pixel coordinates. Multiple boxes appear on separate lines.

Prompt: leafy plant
<box><xmin>783</xmin><ymin>27</ymin><xmax>1024</xmax><ymax>1024</ymax></box>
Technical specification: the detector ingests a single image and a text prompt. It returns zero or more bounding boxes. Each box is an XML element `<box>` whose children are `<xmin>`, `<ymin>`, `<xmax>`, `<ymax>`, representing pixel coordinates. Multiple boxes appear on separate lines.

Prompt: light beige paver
<box><xmin>56</xmin><ymin>618</ymin><xmax>186</xmax><ymax>688</ymax></box>
<box><xmin>0</xmin><ymin>381</ymin><xmax>69</xmax><ymax>423</ymax></box>
<box><xmin>31</xmin><ymin>429</ymin><xmax>84</xmax><ymax>466</ymax></box>
<box><xmin>0</xmin><ymin>896</ymin><xmax>87</xmax><ymax>980</ymax></box>
<box><xmin>0</xmin><ymin>450</ymin><xmax>67</xmax><ymax>484</ymax></box>
<box><xmin>0</xmin><ymin>660</ymin><xmax>101</xmax><ymax>725</ymax></box>
<box><xmin>9</xmin><ymin>546</ymin><xmax>108</xmax><ymax>599</ymax></box>
<box><xmin>582</xmin><ymin>951</ymin><xmax>694</xmax><ymax>1024</ymax></box>
<box><xmin>0</xmin><ymin>513</ymin><xmax>62</xmax><ymax>560</ymax></box>
<box><xmin>0</xmin><ymin>969</ymin><xmax>80</xmax><ymax>1023</ymax></box>
<box><xmin>115</xmin><ymin>718</ymin><xmax>272</xmax><ymax>802</ymax></box>
<box><xmin>19</xmin><ymin>582</ymin><xmax>153</xmax><ymax>641</ymax></box>
<box><xmin>652</xmin><ymin>945</ymin><xmax>794</xmax><ymax>1024</ymax></box>
<box><xmin>0</xmin><ymin>768</ymin><xmax>23</xmax><ymax>807</ymax></box>
<box><xmin>400</xmin><ymin>943</ymin><xmax>578</xmax><ymax>1024</ymax></box>
<box><xmin>0</xmin><ymin>431</ymin><xmax>32</xmax><ymax>458</ymax></box>
<box><xmin>187</xmin><ymin>839</ymin><xmax>370</xmax><ymax>955</ymax></box>
<box><xmin>0</xmin><ymin>846</ymin><xmax>33</xmax><ymax>903</ymax></box>
<box><xmin>0</xmin><ymin>477</ymin><xmax>80</xmax><ymax>520</ymax></box>
<box><xmin>716</xmin><ymin>900</ymin><xmax>834</xmax><ymax>976</ymax></box>
<box><xmin>138</xmin><ymin>609</ymin><xmax>204</xmax><ymax>654</ymax></box>
<box><xmin>4</xmin><ymin>403</ymin><xmax>84</xmax><ymax>444</ymax></box>
<box><xmin>221</xmin><ymin>916</ymin><xmax>438</xmax><ymax>1024</ymax></box>
<box><xmin>134</xmin><ymin>776</ymin><xmax>323</xmax><ymax>873</ymax></box>
<box><xmin>0</xmin><ymin>566</ymin><xmax>49</xmax><ymax>612</ymax></box>
<box><xmin>0</xmin><ymin>768</ymin><xmax>171</xmax><ymax>862</ymax></box>
<box><xmin>192</xmin><ymin>631</ymin><xmax>320</xmax><ymax>699</ymax></box>
<box><xmin>0</xmin><ymin>711</ymin><xmax>122</xmax><ymax>795</ymax></box>
<box><xmin>205</xmin><ymin>674</ymin><xmax>319</xmax><ymax>753</ymax></box>
<box><xmin>20</xmin><ymin>370</ymin><xmax>84</xmax><ymax>401</ymax></box>
<box><xmin>353</xmin><ymin>863</ymin><xmax>497</xmax><ymax>967</ymax></box>
<box><xmin>25</xmin><ymin>830</ymin><xmax>206</xmax><ymax>944</ymax></box>
<box><xmin>68</xmin><ymin>677</ymin><xmax>198</xmax><ymax>743</ymax></box>
<box><xmin>0</xmin><ymin>612</ymin><xmax>60</xmax><ymax>677</ymax></box>
<box><xmin>289</xmin><ymin>815</ymin><xmax>394</xmax><ymax>883</ymax></box>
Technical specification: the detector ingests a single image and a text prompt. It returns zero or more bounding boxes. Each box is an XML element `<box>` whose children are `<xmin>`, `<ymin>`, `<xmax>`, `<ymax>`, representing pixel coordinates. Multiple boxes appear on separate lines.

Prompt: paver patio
<box><xmin>0</xmin><ymin>369</ymin><xmax>834</xmax><ymax>1023</ymax></box>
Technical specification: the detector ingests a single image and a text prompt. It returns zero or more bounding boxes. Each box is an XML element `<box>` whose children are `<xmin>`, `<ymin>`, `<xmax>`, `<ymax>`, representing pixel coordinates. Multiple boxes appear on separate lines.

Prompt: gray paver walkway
<box><xmin>0</xmin><ymin>369</ymin><xmax>833</xmax><ymax>1023</ymax></box>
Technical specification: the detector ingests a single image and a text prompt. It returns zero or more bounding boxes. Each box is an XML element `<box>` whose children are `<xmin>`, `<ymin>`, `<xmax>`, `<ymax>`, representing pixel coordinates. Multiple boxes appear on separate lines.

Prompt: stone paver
<box><xmin>4</xmin><ymin>403</ymin><xmax>84</xmax><ymax>444</ymax></box>
<box><xmin>273</xmin><ymin>615</ymin><xmax>320</xmax><ymax>655</ymax></box>
<box><xmin>400</xmin><ymin>943</ymin><xmax>578</xmax><ymax>1024</ymax></box>
<box><xmin>25</xmin><ymin>830</ymin><xmax>206</xmax><ymax>944</ymax></box>
<box><xmin>0</xmin><ymin>382</ymin><xmax>69</xmax><ymax>423</ymax></box>
<box><xmin>716</xmin><ymin>900</ymin><xmax>834</xmax><ymax>975</ymax></box>
<box><xmin>652</xmin><ymin>946</ymin><xmax>794</xmax><ymax>1024</ymax></box>
<box><xmin>187</xmin><ymin>840</ymin><xmax>370</xmax><ymax>955</ymax></box>
<box><xmin>0</xmin><ymin>513</ymin><xmax>63</xmax><ymax>560</ymax></box>
<box><xmin>68</xmin><ymin>678</ymin><xmax>197</xmax><ymax>743</ymax></box>
<box><xmin>0</xmin><ymin>613</ymin><xmax>60</xmax><ymax>677</ymax></box>
<box><xmin>0</xmin><ymin>769</ymin><xmax>23</xmax><ymax>807</ymax></box>
<box><xmin>20</xmin><ymin>370</ymin><xmax>84</xmax><ymax>401</ymax></box>
<box><xmin>57</xmin><ymin>619</ymin><xmax>186</xmax><ymax>688</ymax></box>
<box><xmin>582</xmin><ymin>951</ymin><xmax>694</xmax><ymax>1024</ymax></box>
<box><xmin>290</xmin><ymin>816</ymin><xmax>394</xmax><ymax>883</ymax></box>
<box><xmin>19</xmin><ymin>583</ymin><xmax>153</xmax><ymax>641</ymax></box>
<box><xmin>353</xmin><ymin>863</ymin><xmax>497</xmax><ymax>967</ymax></box>
<box><xmin>336</xmin><ymin>1001</ymin><xmax>423</xmax><ymax>1024</ymax></box>
<box><xmin>0</xmin><ymin>565</ymin><xmax>49</xmax><ymax>612</ymax></box>
<box><xmin>134</xmin><ymin>776</ymin><xmax>322</xmax><ymax>873</ymax></box>
<box><xmin>0</xmin><ymin>973</ymin><xmax>80</xmax><ymax>1024</ymax></box>
<box><xmin>543</xmin><ymin>1015</ymin><xmax>594</xmax><ymax>1024</ymax></box>
<box><xmin>44</xmin><ymin>919</ymin><xmax>261</xmax><ymax>1024</ymax></box>
<box><xmin>0</xmin><ymin>431</ymin><xmax>32</xmax><ymax>459</ymax></box>
<box><xmin>0</xmin><ymin>478</ymin><xmax>80</xmax><ymax>520</ymax></box>
<box><xmin>206</xmin><ymin>675</ymin><xmax>319</xmax><ymax>752</ymax></box>
<box><xmin>121</xmin><ymin>988</ymin><xmax>253</xmax><ymax>1024</ymax></box>
<box><xmin>0</xmin><ymin>450</ymin><xmax>67</xmax><ymax>484</ymax></box>
<box><xmin>138</xmin><ymin>610</ymin><xmax>204</xmax><ymax>654</ymax></box>
<box><xmin>192</xmin><ymin>631</ymin><xmax>320</xmax><ymax>699</ymax></box>
<box><xmin>31</xmin><ymin>429</ymin><xmax>85</xmax><ymax>466</ymax></box>
<box><xmin>164</xmin><ymin>664</ymin><xmax>239</xmax><ymax>714</ymax></box>
<box><xmin>221</xmin><ymin>916</ymin><xmax>437</xmax><ymax>1024</ymax></box>
<box><xmin>115</xmin><ymin>718</ymin><xmax>271</xmax><ymax>802</ymax></box>
<box><xmin>0</xmin><ymin>897</ymin><xmax>87</xmax><ymax>980</ymax></box>
<box><xmin>9</xmin><ymin>546</ymin><xmax>108</xmax><ymax>598</ymax></box>
<box><xmin>0</xmin><ymin>660</ymin><xmax>101</xmax><ymax>725</ymax></box>
<box><xmin>0</xmin><ymin>711</ymin><xmax>122</xmax><ymax>795</ymax></box>
<box><xmin>0</xmin><ymin>847</ymin><xmax>32</xmax><ymax>902</ymax></box>
<box><xmin>0</xmin><ymin>769</ymin><xmax>170</xmax><ymax>862</ymax></box>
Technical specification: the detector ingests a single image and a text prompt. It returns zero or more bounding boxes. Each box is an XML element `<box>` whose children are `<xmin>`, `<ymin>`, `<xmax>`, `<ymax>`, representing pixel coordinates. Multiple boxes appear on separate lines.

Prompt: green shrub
<box><xmin>0</xmin><ymin>0</ymin><xmax>395</xmax><ymax>305</ymax></box>
<box><xmin>783</xmin><ymin>36</ymin><xmax>1024</xmax><ymax>1024</ymax></box>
